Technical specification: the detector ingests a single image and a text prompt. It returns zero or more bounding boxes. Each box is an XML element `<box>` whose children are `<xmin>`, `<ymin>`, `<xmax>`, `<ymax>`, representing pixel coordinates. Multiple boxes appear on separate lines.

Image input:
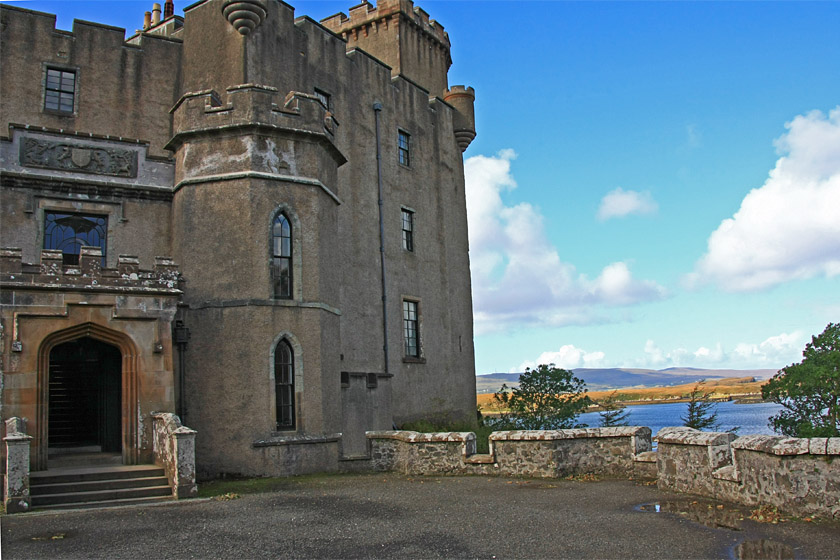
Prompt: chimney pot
<box><xmin>152</xmin><ymin>3</ymin><xmax>161</xmax><ymax>25</ymax></box>
<box><xmin>164</xmin><ymin>0</ymin><xmax>174</xmax><ymax>19</ymax></box>
<box><xmin>144</xmin><ymin>11</ymin><xmax>152</xmax><ymax>30</ymax></box>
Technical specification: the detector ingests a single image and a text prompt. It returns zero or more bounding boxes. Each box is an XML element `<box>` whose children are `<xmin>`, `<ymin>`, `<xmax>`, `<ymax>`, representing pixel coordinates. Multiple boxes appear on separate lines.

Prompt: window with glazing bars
<box><xmin>272</xmin><ymin>213</ymin><xmax>292</xmax><ymax>298</ymax></box>
<box><xmin>275</xmin><ymin>340</ymin><xmax>295</xmax><ymax>430</ymax></box>
<box><xmin>45</xmin><ymin>68</ymin><xmax>76</xmax><ymax>113</ymax></box>
<box><xmin>398</xmin><ymin>130</ymin><xmax>410</xmax><ymax>166</ymax></box>
<box><xmin>403</xmin><ymin>300</ymin><xmax>419</xmax><ymax>357</ymax></box>
<box><xmin>44</xmin><ymin>212</ymin><xmax>107</xmax><ymax>266</ymax></box>
<box><xmin>401</xmin><ymin>209</ymin><xmax>414</xmax><ymax>252</ymax></box>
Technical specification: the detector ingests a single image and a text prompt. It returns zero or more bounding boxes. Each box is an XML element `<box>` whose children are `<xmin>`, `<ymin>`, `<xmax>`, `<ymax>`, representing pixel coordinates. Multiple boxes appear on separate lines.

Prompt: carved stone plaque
<box><xmin>20</xmin><ymin>138</ymin><xmax>138</xmax><ymax>178</ymax></box>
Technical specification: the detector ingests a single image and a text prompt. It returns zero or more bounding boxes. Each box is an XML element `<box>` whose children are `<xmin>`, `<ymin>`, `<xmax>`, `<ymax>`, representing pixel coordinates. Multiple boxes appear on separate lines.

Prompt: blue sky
<box><xmin>7</xmin><ymin>1</ymin><xmax>839</xmax><ymax>374</ymax></box>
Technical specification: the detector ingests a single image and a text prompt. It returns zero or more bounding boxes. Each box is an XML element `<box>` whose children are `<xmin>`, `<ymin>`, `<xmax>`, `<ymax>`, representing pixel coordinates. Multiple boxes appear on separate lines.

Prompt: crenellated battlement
<box><xmin>322</xmin><ymin>0</ymin><xmax>449</xmax><ymax>48</ymax></box>
<box><xmin>0</xmin><ymin>247</ymin><xmax>181</xmax><ymax>293</ymax></box>
<box><xmin>321</xmin><ymin>1</ymin><xmax>452</xmax><ymax>97</ymax></box>
<box><xmin>166</xmin><ymin>84</ymin><xmax>340</xmax><ymax>152</ymax></box>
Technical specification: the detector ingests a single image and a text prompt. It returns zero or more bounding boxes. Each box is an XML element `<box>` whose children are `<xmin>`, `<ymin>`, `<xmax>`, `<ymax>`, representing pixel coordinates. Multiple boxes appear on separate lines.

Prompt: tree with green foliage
<box><xmin>681</xmin><ymin>381</ymin><xmax>720</xmax><ymax>430</ymax></box>
<box><xmin>762</xmin><ymin>323</ymin><xmax>840</xmax><ymax>437</ymax></box>
<box><xmin>488</xmin><ymin>364</ymin><xmax>591</xmax><ymax>430</ymax></box>
<box><xmin>598</xmin><ymin>391</ymin><xmax>630</xmax><ymax>427</ymax></box>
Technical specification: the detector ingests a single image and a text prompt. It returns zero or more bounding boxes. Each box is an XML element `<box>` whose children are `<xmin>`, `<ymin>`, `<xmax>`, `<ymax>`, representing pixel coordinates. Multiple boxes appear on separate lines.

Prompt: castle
<box><xmin>0</xmin><ymin>0</ymin><xmax>477</xmax><ymax>482</ymax></box>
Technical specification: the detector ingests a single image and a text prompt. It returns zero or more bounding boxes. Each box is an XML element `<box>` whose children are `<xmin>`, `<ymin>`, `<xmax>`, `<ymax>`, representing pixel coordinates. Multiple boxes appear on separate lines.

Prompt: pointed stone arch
<box><xmin>36</xmin><ymin>322</ymin><xmax>141</xmax><ymax>469</ymax></box>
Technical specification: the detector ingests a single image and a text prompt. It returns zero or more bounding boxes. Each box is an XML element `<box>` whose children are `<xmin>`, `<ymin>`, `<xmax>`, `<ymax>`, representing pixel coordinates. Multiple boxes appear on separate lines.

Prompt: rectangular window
<box><xmin>314</xmin><ymin>88</ymin><xmax>331</xmax><ymax>111</ymax></box>
<box><xmin>403</xmin><ymin>300</ymin><xmax>419</xmax><ymax>358</ymax></box>
<box><xmin>401</xmin><ymin>209</ymin><xmax>414</xmax><ymax>252</ymax></box>
<box><xmin>44</xmin><ymin>211</ymin><xmax>107</xmax><ymax>266</ymax></box>
<box><xmin>398</xmin><ymin>130</ymin><xmax>410</xmax><ymax>167</ymax></box>
<box><xmin>45</xmin><ymin>68</ymin><xmax>76</xmax><ymax>113</ymax></box>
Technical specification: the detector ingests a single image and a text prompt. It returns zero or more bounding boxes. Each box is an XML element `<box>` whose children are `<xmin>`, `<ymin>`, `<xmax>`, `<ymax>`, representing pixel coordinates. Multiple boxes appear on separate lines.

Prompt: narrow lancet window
<box><xmin>275</xmin><ymin>340</ymin><xmax>295</xmax><ymax>430</ymax></box>
<box><xmin>272</xmin><ymin>213</ymin><xmax>292</xmax><ymax>298</ymax></box>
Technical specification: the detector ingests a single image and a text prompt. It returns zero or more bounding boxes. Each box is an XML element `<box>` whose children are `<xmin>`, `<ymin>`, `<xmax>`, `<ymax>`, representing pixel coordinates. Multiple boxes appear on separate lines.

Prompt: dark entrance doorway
<box><xmin>48</xmin><ymin>337</ymin><xmax>122</xmax><ymax>453</ymax></box>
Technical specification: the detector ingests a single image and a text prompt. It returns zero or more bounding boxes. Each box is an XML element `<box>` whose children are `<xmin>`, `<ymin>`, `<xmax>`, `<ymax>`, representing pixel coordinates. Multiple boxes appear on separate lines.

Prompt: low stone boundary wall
<box><xmin>367</xmin><ymin>427</ymin><xmax>653</xmax><ymax>479</ymax></box>
<box><xmin>152</xmin><ymin>412</ymin><xmax>198</xmax><ymax>499</ymax></box>
<box><xmin>657</xmin><ymin>427</ymin><xmax>840</xmax><ymax>520</ymax></box>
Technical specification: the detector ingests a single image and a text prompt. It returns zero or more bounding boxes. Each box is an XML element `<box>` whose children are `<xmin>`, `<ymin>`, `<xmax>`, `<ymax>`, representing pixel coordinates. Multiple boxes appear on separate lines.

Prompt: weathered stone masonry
<box><xmin>367</xmin><ymin>427</ymin><xmax>840</xmax><ymax>520</ymax></box>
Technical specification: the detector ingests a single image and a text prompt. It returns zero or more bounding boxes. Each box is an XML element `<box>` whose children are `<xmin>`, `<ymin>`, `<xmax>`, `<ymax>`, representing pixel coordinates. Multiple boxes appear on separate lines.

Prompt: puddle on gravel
<box><xmin>636</xmin><ymin>501</ymin><xmax>796</xmax><ymax>560</ymax></box>
<box><xmin>636</xmin><ymin>499</ymin><xmax>744</xmax><ymax>530</ymax></box>
<box><xmin>733</xmin><ymin>539</ymin><xmax>795</xmax><ymax>560</ymax></box>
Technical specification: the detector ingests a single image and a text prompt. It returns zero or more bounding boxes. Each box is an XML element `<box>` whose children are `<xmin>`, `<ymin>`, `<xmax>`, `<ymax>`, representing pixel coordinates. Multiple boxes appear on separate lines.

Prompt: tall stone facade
<box><xmin>0</xmin><ymin>0</ymin><xmax>477</xmax><ymax>478</ymax></box>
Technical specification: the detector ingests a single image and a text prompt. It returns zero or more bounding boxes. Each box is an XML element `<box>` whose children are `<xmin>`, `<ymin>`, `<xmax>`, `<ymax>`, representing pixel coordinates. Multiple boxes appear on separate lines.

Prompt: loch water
<box><xmin>577</xmin><ymin>400</ymin><xmax>784</xmax><ymax>437</ymax></box>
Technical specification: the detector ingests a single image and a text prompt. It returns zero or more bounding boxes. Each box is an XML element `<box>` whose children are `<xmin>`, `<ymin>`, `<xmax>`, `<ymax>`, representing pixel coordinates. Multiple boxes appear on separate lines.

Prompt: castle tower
<box><xmin>168</xmin><ymin>0</ymin><xmax>348</xmax><ymax>475</ymax></box>
<box><xmin>321</xmin><ymin>0</ymin><xmax>451</xmax><ymax>98</ymax></box>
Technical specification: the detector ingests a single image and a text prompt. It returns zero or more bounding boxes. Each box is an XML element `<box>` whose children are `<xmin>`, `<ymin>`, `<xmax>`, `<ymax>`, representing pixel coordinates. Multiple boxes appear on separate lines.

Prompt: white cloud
<box><xmin>691</xmin><ymin>107</ymin><xmax>840</xmax><ymax>292</ymax></box>
<box><xmin>517</xmin><ymin>344</ymin><xmax>606</xmax><ymax>371</ymax></box>
<box><xmin>597</xmin><ymin>187</ymin><xmax>658</xmax><ymax>221</ymax></box>
<box><xmin>465</xmin><ymin>150</ymin><xmax>666</xmax><ymax>334</ymax></box>
<box><xmin>640</xmin><ymin>331</ymin><xmax>804</xmax><ymax>369</ymax></box>
<box><xmin>732</xmin><ymin>331</ymin><xmax>805</xmax><ymax>366</ymax></box>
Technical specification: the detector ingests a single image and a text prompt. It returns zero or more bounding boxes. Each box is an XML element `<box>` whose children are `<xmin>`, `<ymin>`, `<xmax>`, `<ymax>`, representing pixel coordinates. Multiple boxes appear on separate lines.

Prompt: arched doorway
<box><xmin>48</xmin><ymin>337</ymin><xmax>122</xmax><ymax>457</ymax></box>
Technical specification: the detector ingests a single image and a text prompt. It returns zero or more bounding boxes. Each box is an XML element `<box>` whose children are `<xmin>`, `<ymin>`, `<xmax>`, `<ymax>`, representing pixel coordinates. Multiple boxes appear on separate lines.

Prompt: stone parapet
<box><xmin>0</xmin><ymin>247</ymin><xmax>182</xmax><ymax>294</ymax></box>
<box><xmin>366</xmin><ymin>427</ymin><xmax>652</xmax><ymax>478</ymax></box>
<box><xmin>657</xmin><ymin>427</ymin><xmax>840</xmax><ymax>520</ymax></box>
<box><xmin>168</xmin><ymin>84</ymin><xmax>341</xmax><ymax>152</ymax></box>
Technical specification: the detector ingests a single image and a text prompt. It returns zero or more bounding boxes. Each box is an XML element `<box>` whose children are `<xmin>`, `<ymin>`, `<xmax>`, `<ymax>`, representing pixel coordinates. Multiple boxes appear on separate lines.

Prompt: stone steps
<box><xmin>30</xmin><ymin>465</ymin><xmax>173</xmax><ymax>510</ymax></box>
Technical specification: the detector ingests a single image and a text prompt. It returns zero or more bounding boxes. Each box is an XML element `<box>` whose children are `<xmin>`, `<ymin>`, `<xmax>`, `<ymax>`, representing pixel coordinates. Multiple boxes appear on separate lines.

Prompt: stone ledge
<box><xmin>712</xmin><ymin>465</ymin><xmax>740</xmax><ymax>482</ymax></box>
<box><xmin>656</xmin><ymin>427</ymin><xmax>736</xmax><ymax>447</ymax></box>
<box><xmin>253</xmin><ymin>433</ymin><xmax>341</xmax><ymax>447</ymax></box>
<box><xmin>633</xmin><ymin>451</ymin><xmax>657</xmax><ymax>463</ymax></box>
<box><xmin>366</xmin><ymin>431</ymin><xmax>474</xmax><ymax>443</ymax></box>
<box><xmin>464</xmin><ymin>453</ymin><xmax>495</xmax><ymax>465</ymax></box>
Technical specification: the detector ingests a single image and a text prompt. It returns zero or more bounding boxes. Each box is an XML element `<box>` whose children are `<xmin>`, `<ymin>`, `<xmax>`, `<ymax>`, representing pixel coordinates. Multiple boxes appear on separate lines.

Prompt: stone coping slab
<box><xmin>731</xmin><ymin>434</ymin><xmax>840</xmax><ymax>455</ymax></box>
<box><xmin>656</xmin><ymin>427</ymin><xmax>736</xmax><ymax>447</ymax></box>
<box><xmin>490</xmin><ymin>427</ymin><xmax>650</xmax><ymax>441</ymax></box>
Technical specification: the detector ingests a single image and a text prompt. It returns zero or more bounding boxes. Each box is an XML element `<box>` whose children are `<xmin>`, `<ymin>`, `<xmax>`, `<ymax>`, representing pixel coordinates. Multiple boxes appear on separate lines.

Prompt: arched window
<box><xmin>272</xmin><ymin>213</ymin><xmax>292</xmax><ymax>298</ymax></box>
<box><xmin>274</xmin><ymin>339</ymin><xmax>295</xmax><ymax>430</ymax></box>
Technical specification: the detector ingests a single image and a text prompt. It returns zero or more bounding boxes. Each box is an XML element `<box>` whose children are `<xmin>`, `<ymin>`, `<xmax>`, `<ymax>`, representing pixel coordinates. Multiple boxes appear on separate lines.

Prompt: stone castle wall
<box><xmin>366</xmin><ymin>427</ymin><xmax>840</xmax><ymax>520</ymax></box>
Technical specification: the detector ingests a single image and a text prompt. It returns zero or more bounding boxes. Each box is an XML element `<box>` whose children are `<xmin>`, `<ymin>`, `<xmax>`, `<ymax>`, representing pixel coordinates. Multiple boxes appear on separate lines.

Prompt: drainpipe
<box><xmin>373</xmin><ymin>101</ymin><xmax>389</xmax><ymax>375</ymax></box>
<box><xmin>173</xmin><ymin>320</ymin><xmax>191</xmax><ymax>420</ymax></box>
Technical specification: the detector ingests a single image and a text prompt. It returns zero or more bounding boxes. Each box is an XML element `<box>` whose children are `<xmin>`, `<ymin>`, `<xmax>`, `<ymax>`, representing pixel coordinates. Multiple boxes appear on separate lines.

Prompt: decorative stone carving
<box><xmin>20</xmin><ymin>138</ymin><xmax>138</xmax><ymax>177</ymax></box>
<box><xmin>222</xmin><ymin>0</ymin><xmax>267</xmax><ymax>36</ymax></box>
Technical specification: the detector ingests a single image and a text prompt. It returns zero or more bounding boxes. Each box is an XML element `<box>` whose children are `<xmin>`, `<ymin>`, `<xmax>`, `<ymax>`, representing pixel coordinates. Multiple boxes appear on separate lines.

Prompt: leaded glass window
<box><xmin>275</xmin><ymin>340</ymin><xmax>295</xmax><ymax>430</ymax></box>
<box><xmin>45</xmin><ymin>68</ymin><xmax>76</xmax><ymax>113</ymax></box>
<box><xmin>44</xmin><ymin>212</ymin><xmax>107</xmax><ymax>266</ymax></box>
<box><xmin>403</xmin><ymin>300</ymin><xmax>419</xmax><ymax>357</ymax></box>
<box><xmin>272</xmin><ymin>213</ymin><xmax>292</xmax><ymax>299</ymax></box>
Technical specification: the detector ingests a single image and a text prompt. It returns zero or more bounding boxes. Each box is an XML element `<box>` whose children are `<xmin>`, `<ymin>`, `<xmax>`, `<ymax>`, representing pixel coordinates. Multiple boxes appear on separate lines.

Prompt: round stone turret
<box><xmin>444</xmin><ymin>85</ymin><xmax>476</xmax><ymax>152</ymax></box>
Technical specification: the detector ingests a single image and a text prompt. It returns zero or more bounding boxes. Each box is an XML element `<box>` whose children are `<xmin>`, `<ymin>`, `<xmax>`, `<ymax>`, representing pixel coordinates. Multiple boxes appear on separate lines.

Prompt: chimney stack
<box><xmin>143</xmin><ymin>11</ymin><xmax>152</xmax><ymax>30</ymax></box>
<box><xmin>164</xmin><ymin>0</ymin><xmax>174</xmax><ymax>19</ymax></box>
<box><xmin>152</xmin><ymin>3</ymin><xmax>161</xmax><ymax>25</ymax></box>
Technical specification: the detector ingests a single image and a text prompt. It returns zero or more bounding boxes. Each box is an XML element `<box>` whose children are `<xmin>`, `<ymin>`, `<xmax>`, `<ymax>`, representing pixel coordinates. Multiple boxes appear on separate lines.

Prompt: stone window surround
<box><xmin>41</xmin><ymin>62</ymin><xmax>80</xmax><ymax>117</ymax></box>
<box><xmin>401</xmin><ymin>296</ymin><xmax>425</xmax><ymax>363</ymax></box>
<box><xmin>268</xmin><ymin>331</ymin><xmax>305</xmax><ymax>435</ymax></box>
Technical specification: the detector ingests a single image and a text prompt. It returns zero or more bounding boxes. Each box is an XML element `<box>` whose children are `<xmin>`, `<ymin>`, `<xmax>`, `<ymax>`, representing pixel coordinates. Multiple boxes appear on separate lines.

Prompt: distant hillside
<box><xmin>475</xmin><ymin>367</ymin><xmax>779</xmax><ymax>394</ymax></box>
